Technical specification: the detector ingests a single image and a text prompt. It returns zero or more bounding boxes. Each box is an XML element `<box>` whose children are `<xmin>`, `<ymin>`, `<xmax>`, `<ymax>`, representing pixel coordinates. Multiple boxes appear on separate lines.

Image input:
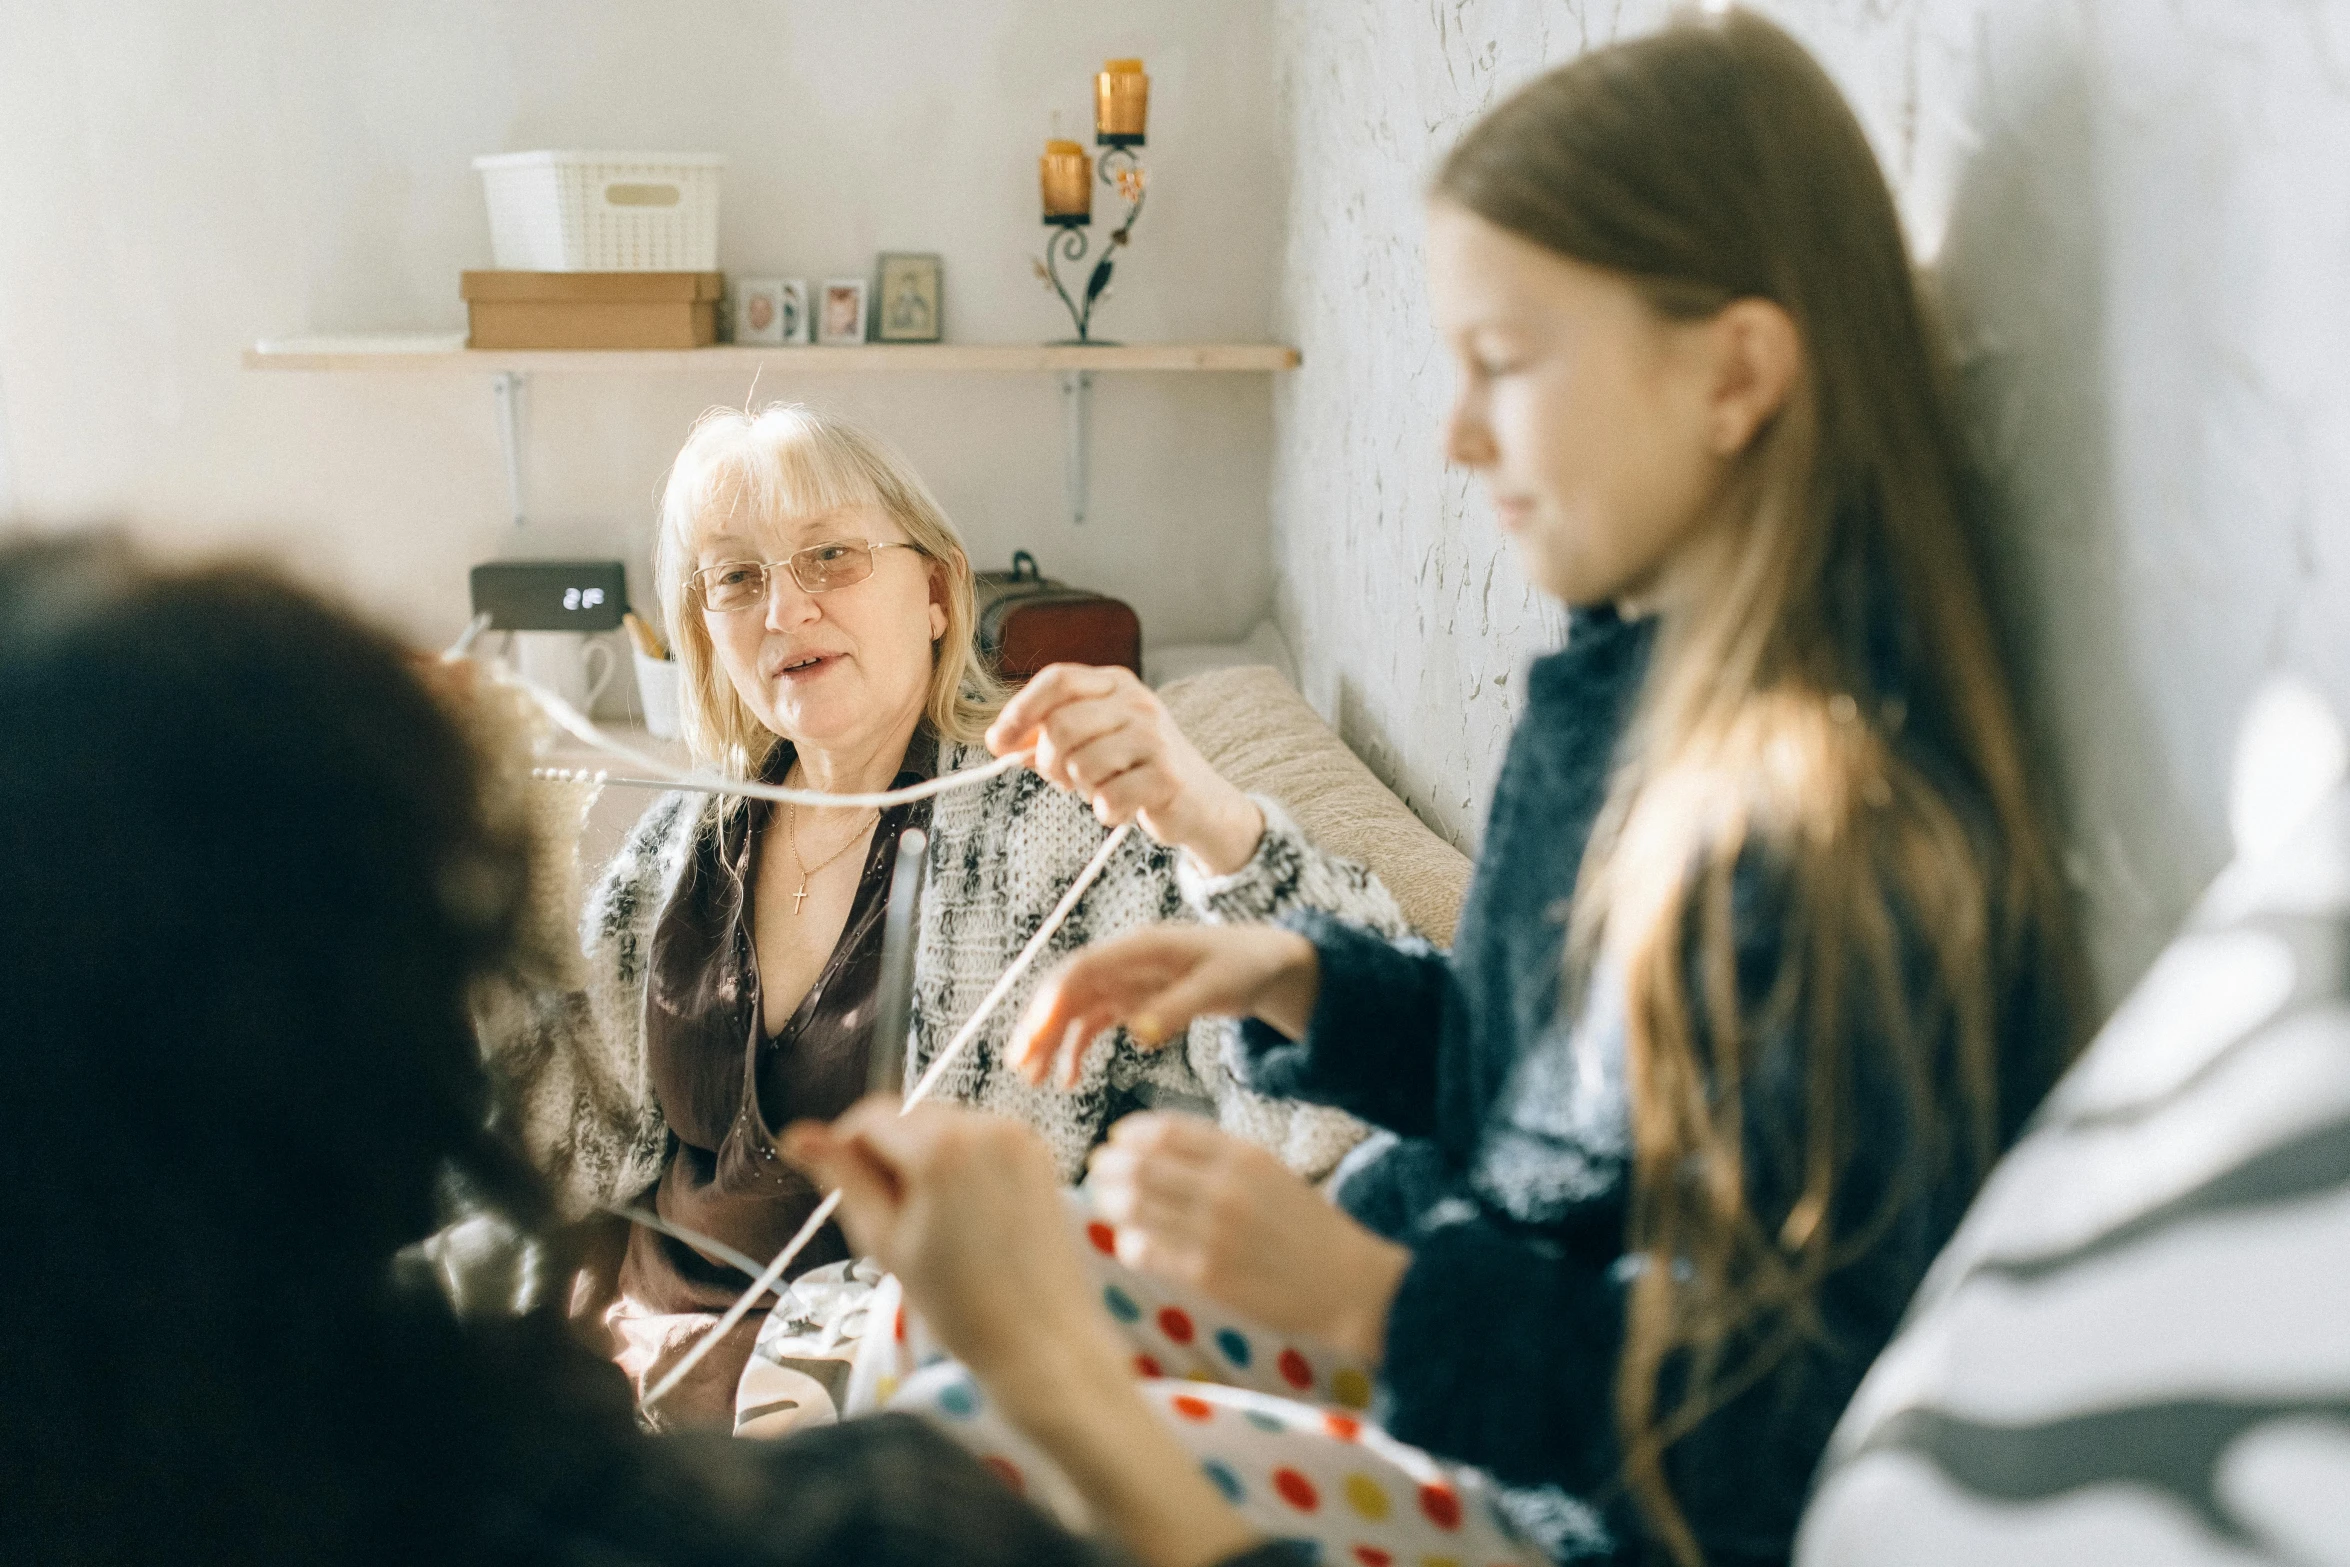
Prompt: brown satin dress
<box><xmin>600</xmin><ymin>731</ymin><xmax>935</xmax><ymax>1428</ymax></box>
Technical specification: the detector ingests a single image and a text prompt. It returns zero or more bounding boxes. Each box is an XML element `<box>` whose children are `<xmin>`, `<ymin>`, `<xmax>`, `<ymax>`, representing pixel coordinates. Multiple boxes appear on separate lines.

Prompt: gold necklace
<box><xmin>784</xmin><ymin>799</ymin><xmax>878</xmax><ymax>915</ymax></box>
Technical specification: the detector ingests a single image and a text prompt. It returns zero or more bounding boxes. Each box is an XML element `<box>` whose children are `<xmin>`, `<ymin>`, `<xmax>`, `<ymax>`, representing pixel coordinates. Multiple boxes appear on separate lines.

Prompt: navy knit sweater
<box><xmin>1238</xmin><ymin>608</ymin><xmax>2058</xmax><ymax>1565</ymax></box>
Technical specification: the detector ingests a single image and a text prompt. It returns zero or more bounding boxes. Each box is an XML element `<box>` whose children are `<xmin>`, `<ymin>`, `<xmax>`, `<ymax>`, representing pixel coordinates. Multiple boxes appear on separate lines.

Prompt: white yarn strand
<box><xmin>903</xmin><ymin>822</ymin><xmax>1135</xmax><ymax>1108</ymax></box>
<box><xmin>638</xmin><ymin>822</ymin><xmax>1138</xmax><ymax>1412</ymax></box>
<box><xmin>525</xmin><ymin>757</ymin><xmax>1035</xmax><ymax>807</ymax></box>
<box><xmin>503</xmin><ymin>666</ymin><xmax>1034</xmax><ymax>809</ymax></box>
<box><xmin>641</xmin><ymin>1197</ymin><xmax>844</xmax><ymax>1411</ymax></box>
<box><xmin>595</xmin><ymin>1202</ymin><xmax>768</xmax><ymax>1281</ymax></box>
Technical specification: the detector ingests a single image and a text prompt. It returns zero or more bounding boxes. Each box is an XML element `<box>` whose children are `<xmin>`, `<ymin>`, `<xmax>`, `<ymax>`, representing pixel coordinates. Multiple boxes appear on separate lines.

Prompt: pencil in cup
<box><xmin>624</xmin><ymin>612</ymin><xmax>681</xmax><ymax>741</ymax></box>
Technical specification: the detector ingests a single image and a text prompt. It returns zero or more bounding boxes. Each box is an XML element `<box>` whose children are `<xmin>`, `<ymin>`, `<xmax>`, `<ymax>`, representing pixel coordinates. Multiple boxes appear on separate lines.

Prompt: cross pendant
<box><xmin>792</xmin><ymin>880</ymin><xmax>811</xmax><ymax>914</ymax></box>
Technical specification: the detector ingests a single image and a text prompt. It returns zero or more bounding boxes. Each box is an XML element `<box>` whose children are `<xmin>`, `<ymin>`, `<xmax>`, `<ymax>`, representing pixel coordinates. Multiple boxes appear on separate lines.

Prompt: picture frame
<box><xmin>818</xmin><ymin>278</ymin><xmax>869</xmax><ymax>345</ymax></box>
<box><xmin>873</xmin><ymin>252</ymin><xmax>944</xmax><ymax>343</ymax></box>
<box><xmin>733</xmin><ymin>277</ymin><xmax>786</xmax><ymax>345</ymax></box>
<box><xmin>778</xmin><ymin>279</ymin><xmax>810</xmax><ymax>345</ymax></box>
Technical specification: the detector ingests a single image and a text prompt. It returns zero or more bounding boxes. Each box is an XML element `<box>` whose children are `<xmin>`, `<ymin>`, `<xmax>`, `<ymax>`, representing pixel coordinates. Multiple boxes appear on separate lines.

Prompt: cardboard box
<box><xmin>461</xmin><ymin>270</ymin><xmax>724</xmax><ymax>350</ymax></box>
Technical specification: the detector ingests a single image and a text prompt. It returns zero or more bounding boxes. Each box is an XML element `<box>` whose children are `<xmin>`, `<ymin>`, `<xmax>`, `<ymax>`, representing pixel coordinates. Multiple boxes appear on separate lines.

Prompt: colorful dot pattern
<box><xmin>1122</xmin><ymin>1381</ymin><xmax>1537</xmax><ymax>1566</ymax></box>
<box><xmin>823</xmin><ymin>1192</ymin><xmax>1546</xmax><ymax>1566</ymax></box>
<box><xmin>890</xmin><ymin>1360</ymin><xmax>1543</xmax><ymax>1566</ymax></box>
<box><xmin>1067</xmin><ymin>1189</ymin><xmax>1369</xmax><ymax>1406</ymax></box>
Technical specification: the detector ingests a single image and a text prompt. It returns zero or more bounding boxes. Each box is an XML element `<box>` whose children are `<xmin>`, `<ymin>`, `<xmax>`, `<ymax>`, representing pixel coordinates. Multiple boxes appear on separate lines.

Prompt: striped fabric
<box><xmin>1803</xmin><ymin>744</ymin><xmax>2350</xmax><ymax>1562</ymax></box>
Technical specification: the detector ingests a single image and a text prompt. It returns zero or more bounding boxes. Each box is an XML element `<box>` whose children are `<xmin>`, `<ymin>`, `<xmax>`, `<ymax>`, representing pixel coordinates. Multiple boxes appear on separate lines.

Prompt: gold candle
<box><xmin>1095</xmin><ymin>58</ymin><xmax>1148</xmax><ymax>143</ymax></box>
<box><xmin>1040</xmin><ymin>138</ymin><xmax>1093</xmax><ymax>220</ymax></box>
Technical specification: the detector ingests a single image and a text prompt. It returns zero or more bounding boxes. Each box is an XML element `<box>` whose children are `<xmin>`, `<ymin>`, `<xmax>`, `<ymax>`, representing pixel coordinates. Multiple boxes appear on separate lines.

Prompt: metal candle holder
<box><xmin>1038</xmin><ymin>142</ymin><xmax>1146</xmax><ymax>345</ymax></box>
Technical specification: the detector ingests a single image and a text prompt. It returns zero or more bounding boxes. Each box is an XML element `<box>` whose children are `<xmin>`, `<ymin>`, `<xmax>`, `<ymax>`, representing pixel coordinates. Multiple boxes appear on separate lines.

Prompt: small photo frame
<box><xmin>818</xmin><ymin>278</ymin><xmax>869</xmax><ymax>345</ymax></box>
<box><xmin>874</xmin><ymin>253</ymin><xmax>944</xmax><ymax>343</ymax></box>
<box><xmin>734</xmin><ymin>277</ymin><xmax>787</xmax><ymax>345</ymax></box>
<box><xmin>778</xmin><ymin>279</ymin><xmax>810</xmax><ymax>345</ymax></box>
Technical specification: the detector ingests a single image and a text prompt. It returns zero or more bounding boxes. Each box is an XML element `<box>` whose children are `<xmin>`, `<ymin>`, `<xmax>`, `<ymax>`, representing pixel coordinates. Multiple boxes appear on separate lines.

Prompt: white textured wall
<box><xmin>0</xmin><ymin>0</ymin><xmax>1282</xmax><ymax>653</ymax></box>
<box><xmin>1271</xmin><ymin>0</ymin><xmax>2350</xmax><ymax>1007</ymax></box>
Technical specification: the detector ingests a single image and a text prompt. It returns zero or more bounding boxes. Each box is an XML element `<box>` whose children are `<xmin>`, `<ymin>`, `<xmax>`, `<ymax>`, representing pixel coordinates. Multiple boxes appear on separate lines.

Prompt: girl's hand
<box><xmin>783</xmin><ymin>1099</ymin><xmax>1263</xmax><ymax>1567</ymax></box>
<box><xmin>780</xmin><ymin>1098</ymin><xmax>1122</xmax><ymax>1391</ymax></box>
<box><xmin>1087</xmin><ymin>1113</ymin><xmax>1408</xmax><ymax>1367</ymax></box>
<box><xmin>1010</xmin><ymin>924</ymin><xmax>1321</xmax><ymax>1088</ymax></box>
<box><xmin>986</xmin><ymin>664</ymin><xmax>1265</xmax><ymax>875</ymax></box>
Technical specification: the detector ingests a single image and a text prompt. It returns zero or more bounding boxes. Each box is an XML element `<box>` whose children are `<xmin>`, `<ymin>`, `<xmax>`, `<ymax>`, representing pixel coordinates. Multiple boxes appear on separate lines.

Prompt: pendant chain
<box><xmin>785</xmin><ymin>795</ymin><xmax>878</xmax><ymax>915</ymax></box>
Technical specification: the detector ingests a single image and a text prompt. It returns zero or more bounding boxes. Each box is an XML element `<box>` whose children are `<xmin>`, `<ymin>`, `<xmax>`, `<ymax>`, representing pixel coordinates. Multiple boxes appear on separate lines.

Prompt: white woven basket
<box><xmin>473</xmin><ymin>150</ymin><xmax>724</xmax><ymax>272</ymax></box>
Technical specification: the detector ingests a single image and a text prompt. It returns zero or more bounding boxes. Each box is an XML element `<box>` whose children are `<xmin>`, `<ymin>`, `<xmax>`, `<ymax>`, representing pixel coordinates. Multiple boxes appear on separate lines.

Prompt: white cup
<box><xmin>510</xmin><ymin>630</ymin><xmax>617</xmax><ymax>716</ymax></box>
<box><xmin>635</xmin><ymin>649</ymin><xmax>682</xmax><ymax>739</ymax></box>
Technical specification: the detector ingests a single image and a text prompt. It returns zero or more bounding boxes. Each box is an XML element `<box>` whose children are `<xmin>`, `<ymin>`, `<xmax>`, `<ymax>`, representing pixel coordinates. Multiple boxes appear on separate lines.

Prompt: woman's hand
<box><xmin>1087</xmin><ymin>1113</ymin><xmax>1408</xmax><ymax>1366</ymax></box>
<box><xmin>780</xmin><ymin>1099</ymin><xmax>1121</xmax><ymax>1391</ymax></box>
<box><xmin>986</xmin><ymin>664</ymin><xmax>1265</xmax><ymax>875</ymax></box>
<box><xmin>1010</xmin><ymin>924</ymin><xmax>1322</xmax><ymax>1088</ymax></box>
<box><xmin>782</xmin><ymin>1099</ymin><xmax>1262</xmax><ymax>1567</ymax></box>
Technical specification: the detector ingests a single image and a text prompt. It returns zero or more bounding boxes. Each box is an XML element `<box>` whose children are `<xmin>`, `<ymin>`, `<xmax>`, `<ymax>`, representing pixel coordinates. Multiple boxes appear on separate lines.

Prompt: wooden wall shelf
<box><xmin>240</xmin><ymin>333</ymin><xmax>1296</xmax><ymax>529</ymax></box>
<box><xmin>243</xmin><ymin>334</ymin><xmax>1300</xmax><ymax>373</ymax></box>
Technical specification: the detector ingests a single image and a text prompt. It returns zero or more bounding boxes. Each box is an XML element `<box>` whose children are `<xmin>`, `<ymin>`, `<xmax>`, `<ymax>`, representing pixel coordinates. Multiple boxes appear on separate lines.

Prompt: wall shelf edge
<box><xmin>242</xmin><ymin>339</ymin><xmax>1302</xmax><ymax>373</ymax></box>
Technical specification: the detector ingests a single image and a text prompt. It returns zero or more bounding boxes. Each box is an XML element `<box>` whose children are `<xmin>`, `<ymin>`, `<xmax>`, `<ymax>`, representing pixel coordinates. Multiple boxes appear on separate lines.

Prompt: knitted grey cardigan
<box><xmin>481</xmin><ymin>742</ymin><xmax>1409</xmax><ymax>1217</ymax></box>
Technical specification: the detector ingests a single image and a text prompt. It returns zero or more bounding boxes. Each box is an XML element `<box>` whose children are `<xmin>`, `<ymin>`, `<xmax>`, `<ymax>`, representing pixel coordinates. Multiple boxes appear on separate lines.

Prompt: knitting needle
<box><xmin>869</xmin><ymin>828</ymin><xmax>928</xmax><ymax>1096</ymax></box>
<box><xmin>445</xmin><ymin>610</ymin><xmax>494</xmax><ymax>660</ymax></box>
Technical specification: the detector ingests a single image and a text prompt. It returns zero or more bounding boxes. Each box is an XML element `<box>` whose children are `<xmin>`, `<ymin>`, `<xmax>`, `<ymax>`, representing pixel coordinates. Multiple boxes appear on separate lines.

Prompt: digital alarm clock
<box><xmin>468</xmin><ymin>560</ymin><xmax>629</xmax><ymax>633</ymax></box>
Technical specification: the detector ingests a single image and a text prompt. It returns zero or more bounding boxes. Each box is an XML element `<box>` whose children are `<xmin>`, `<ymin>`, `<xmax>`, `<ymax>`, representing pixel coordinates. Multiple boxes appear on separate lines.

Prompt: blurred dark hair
<box><xmin>0</xmin><ymin>532</ymin><xmax>567</xmax><ymax>1558</ymax></box>
<box><xmin>0</xmin><ymin>530</ymin><xmax>1124</xmax><ymax>1567</ymax></box>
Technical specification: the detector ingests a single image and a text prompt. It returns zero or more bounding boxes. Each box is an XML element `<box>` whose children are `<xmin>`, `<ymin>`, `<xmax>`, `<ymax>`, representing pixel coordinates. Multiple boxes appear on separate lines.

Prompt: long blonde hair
<box><xmin>652</xmin><ymin>403</ymin><xmax>1006</xmax><ymax>787</ymax></box>
<box><xmin>1436</xmin><ymin>12</ymin><xmax>2079</xmax><ymax>1560</ymax></box>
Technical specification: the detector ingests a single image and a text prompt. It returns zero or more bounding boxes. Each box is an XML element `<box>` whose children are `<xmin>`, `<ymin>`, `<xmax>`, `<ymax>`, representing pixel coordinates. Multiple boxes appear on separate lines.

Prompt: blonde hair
<box><xmin>1438</xmin><ymin>12</ymin><xmax>2080</xmax><ymax>1561</ymax></box>
<box><xmin>652</xmin><ymin>403</ymin><xmax>1006</xmax><ymax>784</ymax></box>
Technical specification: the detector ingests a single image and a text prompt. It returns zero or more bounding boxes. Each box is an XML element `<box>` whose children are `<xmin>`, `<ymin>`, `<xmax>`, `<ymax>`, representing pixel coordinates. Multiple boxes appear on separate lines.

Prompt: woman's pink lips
<box><xmin>1493</xmin><ymin>497</ymin><xmax>1534</xmax><ymax>530</ymax></box>
<box><xmin>774</xmin><ymin>653</ymin><xmax>846</xmax><ymax>683</ymax></box>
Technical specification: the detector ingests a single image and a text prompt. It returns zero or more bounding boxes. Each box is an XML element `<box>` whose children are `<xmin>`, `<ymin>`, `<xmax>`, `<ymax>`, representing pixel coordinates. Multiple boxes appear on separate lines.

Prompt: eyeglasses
<box><xmin>692</xmin><ymin>540</ymin><xmax>926</xmax><ymax>614</ymax></box>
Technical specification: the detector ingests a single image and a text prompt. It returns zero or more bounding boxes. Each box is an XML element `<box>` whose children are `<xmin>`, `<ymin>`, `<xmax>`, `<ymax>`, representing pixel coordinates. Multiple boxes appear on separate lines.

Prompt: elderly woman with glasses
<box><xmin>483</xmin><ymin>403</ymin><xmax>1407</xmax><ymax>1425</ymax></box>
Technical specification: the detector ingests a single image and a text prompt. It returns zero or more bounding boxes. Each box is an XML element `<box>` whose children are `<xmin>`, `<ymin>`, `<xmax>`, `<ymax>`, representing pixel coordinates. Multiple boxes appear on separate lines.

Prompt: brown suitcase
<box><xmin>973</xmin><ymin>551</ymin><xmax>1142</xmax><ymax>682</ymax></box>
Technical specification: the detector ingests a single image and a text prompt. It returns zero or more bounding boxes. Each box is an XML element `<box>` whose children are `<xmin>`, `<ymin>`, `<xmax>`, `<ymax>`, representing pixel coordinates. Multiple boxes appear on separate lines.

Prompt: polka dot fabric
<box><xmin>892</xmin><ymin>1361</ymin><xmax>1542</xmax><ymax>1565</ymax></box>
<box><xmin>883</xmin><ymin>1191</ymin><xmax>1542</xmax><ymax>1564</ymax></box>
<box><xmin>747</xmin><ymin>1190</ymin><xmax>1378</xmax><ymax>1420</ymax></box>
<box><xmin>1070</xmin><ymin>1189</ymin><xmax>1375</xmax><ymax>1408</ymax></box>
<box><xmin>747</xmin><ymin>1192</ymin><xmax>1540</xmax><ymax>1562</ymax></box>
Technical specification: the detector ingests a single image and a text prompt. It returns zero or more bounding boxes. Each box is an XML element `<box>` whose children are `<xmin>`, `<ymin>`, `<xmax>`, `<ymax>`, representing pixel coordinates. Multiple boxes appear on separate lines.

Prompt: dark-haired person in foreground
<box><xmin>0</xmin><ymin>533</ymin><xmax>1293</xmax><ymax>1567</ymax></box>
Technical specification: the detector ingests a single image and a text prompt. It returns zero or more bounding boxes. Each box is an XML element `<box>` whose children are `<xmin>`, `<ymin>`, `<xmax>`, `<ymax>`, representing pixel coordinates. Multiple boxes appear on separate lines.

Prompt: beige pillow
<box><xmin>1162</xmin><ymin>666</ymin><xmax>1471</xmax><ymax>945</ymax></box>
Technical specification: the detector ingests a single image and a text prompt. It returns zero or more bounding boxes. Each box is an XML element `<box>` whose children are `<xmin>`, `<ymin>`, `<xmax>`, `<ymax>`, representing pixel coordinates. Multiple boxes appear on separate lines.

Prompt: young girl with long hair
<box><xmin>795</xmin><ymin>11</ymin><xmax>2078</xmax><ymax>1565</ymax></box>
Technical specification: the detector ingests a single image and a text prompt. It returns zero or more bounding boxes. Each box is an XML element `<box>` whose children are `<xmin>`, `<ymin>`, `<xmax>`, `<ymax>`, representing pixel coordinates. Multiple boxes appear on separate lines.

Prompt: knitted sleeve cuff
<box><xmin>1228</xmin><ymin>909</ymin><xmax>1448</xmax><ymax>1137</ymax></box>
<box><xmin>1175</xmin><ymin>796</ymin><xmax>1409</xmax><ymax>936</ymax></box>
<box><xmin>1375</xmin><ymin>1200</ymin><xmax>1625</xmax><ymax>1498</ymax></box>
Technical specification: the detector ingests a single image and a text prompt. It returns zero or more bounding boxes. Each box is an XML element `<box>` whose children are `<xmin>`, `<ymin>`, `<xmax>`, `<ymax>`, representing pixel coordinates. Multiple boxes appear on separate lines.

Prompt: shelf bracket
<box><xmin>492</xmin><ymin>370</ymin><xmax>528</xmax><ymax>528</ymax></box>
<box><xmin>1060</xmin><ymin>369</ymin><xmax>1091</xmax><ymax>527</ymax></box>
